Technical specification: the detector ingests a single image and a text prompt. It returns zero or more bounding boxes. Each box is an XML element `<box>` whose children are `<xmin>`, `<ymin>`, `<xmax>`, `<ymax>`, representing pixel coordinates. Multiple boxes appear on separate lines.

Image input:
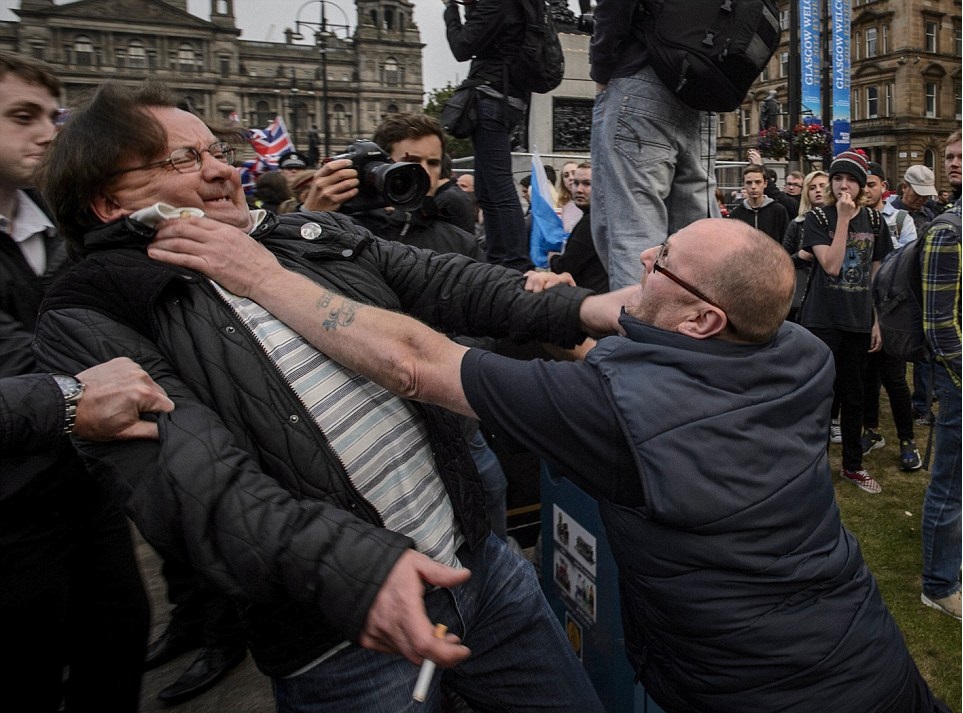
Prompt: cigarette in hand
<box><xmin>412</xmin><ymin>623</ymin><xmax>448</xmax><ymax>703</ymax></box>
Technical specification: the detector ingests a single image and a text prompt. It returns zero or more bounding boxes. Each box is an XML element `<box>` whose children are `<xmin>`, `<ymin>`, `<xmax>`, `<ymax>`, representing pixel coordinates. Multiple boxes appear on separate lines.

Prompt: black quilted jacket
<box><xmin>33</xmin><ymin>210</ymin><xmax>591</xmax><ymax>675</ymax></box>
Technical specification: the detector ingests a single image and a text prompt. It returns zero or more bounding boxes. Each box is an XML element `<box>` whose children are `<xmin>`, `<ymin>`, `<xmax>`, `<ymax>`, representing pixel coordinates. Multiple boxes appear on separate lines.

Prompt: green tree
<box><xmin>424</xmin><ymin>84</ymin><xmax>474</xmax><ymax>159</ymax></box>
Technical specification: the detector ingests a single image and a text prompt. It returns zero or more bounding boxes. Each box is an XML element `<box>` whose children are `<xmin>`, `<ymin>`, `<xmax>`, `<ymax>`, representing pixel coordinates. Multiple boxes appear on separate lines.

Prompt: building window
<box><xmin>333</xmin><ymin>103</ymin><xmax>349</xmax><ymax>134</ymax></box>
<box><xmin>924</xmin><ymin>149</ymin><xmax>937</xmax><ymax>171</ymax></box>
<box><xmin>219</xmin><ymin>55</ymin><xmax>231</xmax><ymax>78</ymax></box>
<box><xmin>760</xmin><ymin>63</ymin><xmax>770</xmax><ymax>82</ymax></box>
<box><xmin>780</xmin><ymin>51</ymin><xmax>789</xmax><ymax>78</ymax></box>
<box><xmin>866</xmin><ymin>86</ymin><xmax>878</xmax><ymax>118</ymax></box>
<box><xmin>115</xmin><ymin>49</ymin><xmax>126</xmax><ymax>68</ymax></box>
<box><xmin>852</xmin><ymin>88</ymin><xmax>860</xmax><ymax>120</ymax></box>
<box><xmin>924</xmin><ymin>20</ymin><xmax>938</xmax><ymax>53</ymax></box>
<box><xmin>177</xmin><ymin>44</ymin><xmax>198</xmax><ymax>73</ymax></box>
<box><xmin>955</xmin><ymin>21</ymin><xmax>962</xmax><ymax>57</ymax></box>
<box><xmin>956</xmin><ymin>84</ymin><xmax>961</xmax><ymax>120</ymax></box>
<box><xmin>865</xmin><ymin>27</ymin><xmax>877</xmax><ymax>58</ymax></box>
<box><xmin>383</xmin><ymin>57</ymin><xmax>401</xmax><ymax>86</ymax></box>
<box><xmin>740</xmin><ymin>109</ymin><xmax>750</xmax><ymax>136</ymax></box>
<box><xmin>925</xmin><ymin>82</ymin><xmax>937</xmax><ymax>118</ymax></box>
<box><xmin>30</xmin><ymin>43</ymin><xmax>44</xmax><ymax>60</ymax></box>
<box><xmin>882</xmin><ymin>25</ymin><xmax>889</xmax><ymax>53</ymax></box>
<box><xmin>255</xmin><ymin>100</ymin><xmax>272</xmax><ymax>127</ymax></box>
<box><xmin>74</xmin><ymin>35</ymin><xmax>94</xmax><ymax>67</ymax></box>
<box><xmin>854</xmin><ymin>31</ymin><xmax>861</xmax><ymax>60</ymax></box>
<box><xmin>384</xmin><ymin>8</ymin><xmax>394</xmax><ymax>30</ymax></box>
<box><xmin>885</xmin><ymin>83</ymin><xmax>893</xmax><ymax>116</ymax></box>
<box><xmin>129</xmin><ymin>41</ymin><xmax>146</xmax><ymax>69</ymax></box>
<box><xmin>386</xmin><ymin>103</ymin><xmax>399</xmax><ymax>114</ymax></box>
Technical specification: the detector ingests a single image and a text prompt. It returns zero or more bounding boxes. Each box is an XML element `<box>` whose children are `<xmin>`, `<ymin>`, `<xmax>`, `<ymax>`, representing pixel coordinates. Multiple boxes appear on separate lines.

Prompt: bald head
<box><xmin>630</xmin><ymin>219</ymin><xmax>794</xmax><ymax>343</ymax></box>
<box><xmin>694</xmin><ymin>219</ymin><xmax>794</xmax><ymax>342</ymax></box>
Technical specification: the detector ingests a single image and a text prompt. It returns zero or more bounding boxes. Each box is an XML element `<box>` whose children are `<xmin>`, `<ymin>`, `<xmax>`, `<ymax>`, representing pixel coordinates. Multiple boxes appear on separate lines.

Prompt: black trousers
<box><xmin>0</xmin><ymin>470</ymin><xmax>149</xmax><ymax>713</ymax></box>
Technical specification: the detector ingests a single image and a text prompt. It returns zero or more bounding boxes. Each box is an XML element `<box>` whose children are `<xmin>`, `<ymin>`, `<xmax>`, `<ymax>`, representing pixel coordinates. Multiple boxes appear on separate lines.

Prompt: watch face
<box><xmin>53</xmin><ymin>374</ymin><xmax>84</xmax><ymax>400</ymax></box>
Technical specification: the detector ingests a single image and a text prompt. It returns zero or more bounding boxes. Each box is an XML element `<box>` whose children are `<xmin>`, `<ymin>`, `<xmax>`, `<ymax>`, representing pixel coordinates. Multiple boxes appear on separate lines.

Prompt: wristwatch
<box><xmin>52</xmin><ymin>374</ymin><xmax>85</xmax><ymax>436</ymax></box>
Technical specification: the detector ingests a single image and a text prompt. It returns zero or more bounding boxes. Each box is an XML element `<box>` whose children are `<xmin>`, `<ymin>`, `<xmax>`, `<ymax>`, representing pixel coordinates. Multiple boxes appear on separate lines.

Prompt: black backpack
<box><xmin>634</xmin><ymin>0</ymin><xmax>781</xmax><ymax>112</ymax></box>
<box><xmin>872</xmin><ymin>210</ymin><xmax>961</xmax><ymax>362</ymax></box>
<box><xmin>510</xmin><ymin>0</ymin><xmax>565</xmax><ymax>94</ymax></box>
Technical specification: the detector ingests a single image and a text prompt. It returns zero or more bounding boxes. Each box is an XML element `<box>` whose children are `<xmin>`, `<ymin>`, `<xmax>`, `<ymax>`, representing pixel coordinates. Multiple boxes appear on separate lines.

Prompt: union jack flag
<box><xmin>246</xmin><ymin>116</ymin><xmax>295</xmax><ymax>164</ymax></box>
<box><xmin>238</xmin><ymin>157</ymin><xmax>273</xmax><ymax>195</ymax></box>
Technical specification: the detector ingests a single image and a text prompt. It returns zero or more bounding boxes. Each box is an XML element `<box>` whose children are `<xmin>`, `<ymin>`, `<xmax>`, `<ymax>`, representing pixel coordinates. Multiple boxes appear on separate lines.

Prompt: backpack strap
<box><xmin>895</xmin><ymin>209</ymin><xmax>907</xmax><ymax>236</ymax></box>
<box><xmin>811</xmin><ymin>205</ymin><xmax>830</xmax><ymax>229</ymax></box>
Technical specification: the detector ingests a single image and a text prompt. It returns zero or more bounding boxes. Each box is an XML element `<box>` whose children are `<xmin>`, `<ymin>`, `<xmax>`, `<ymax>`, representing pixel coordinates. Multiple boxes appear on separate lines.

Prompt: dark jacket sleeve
<box><xmin>444</xmin><ymin>0</ymin><xmax>508</xmax><ymax>63</ymax></box>
<box><xmin>32</xmin><ymin>304</ymin><xmax>411</xmax><ymax>641</ymax></box>
<box><xmin>359</xmin><ymin>228</ymin><xmax>593</xmax><ymax>348</ymax></box>
<box><xmin>589</xmin><ymin>0</ymin><xmax>644</xmax><ymax>84</ymax></box>
<box><xmin>0</xmin><ymin>373</ymin><xmax>64</xmax><ymax>456</ymax></box>
<box><xmin>0</xmin><ymin>308</ymin><xmax>37</xmax><ymax>378</ymax></box>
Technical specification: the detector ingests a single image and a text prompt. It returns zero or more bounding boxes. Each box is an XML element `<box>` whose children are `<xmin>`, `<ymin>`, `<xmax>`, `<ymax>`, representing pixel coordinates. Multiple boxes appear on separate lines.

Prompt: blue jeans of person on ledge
<box><xmin>921</xmin><ymin>363</ymin><xmax>962</xmax><ymax>599</ymax></box>
<box><xmin>273</xmin><ymin>533</ymin><xmax>603</xmax><ymax>713</ymax></box>
<box><xmin>471</xmin><ymin>94</ymin><xmax>531</xmax><ymax>272</ymax></box>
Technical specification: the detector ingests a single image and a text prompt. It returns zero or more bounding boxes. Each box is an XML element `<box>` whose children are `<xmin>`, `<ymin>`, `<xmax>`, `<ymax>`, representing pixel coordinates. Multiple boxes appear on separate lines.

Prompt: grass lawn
<box><xmin>829</xmin><ymin>395</ymin><xmax>961</xmax><ymax>712</ymax></box>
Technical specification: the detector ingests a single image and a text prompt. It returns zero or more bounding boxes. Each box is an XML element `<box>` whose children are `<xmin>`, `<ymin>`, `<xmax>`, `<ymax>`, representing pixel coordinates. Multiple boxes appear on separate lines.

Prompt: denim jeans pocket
<box><xmin>613</xmin><ymin>116</ymin><xmax>672</xmax><ymax>169</ymax></box>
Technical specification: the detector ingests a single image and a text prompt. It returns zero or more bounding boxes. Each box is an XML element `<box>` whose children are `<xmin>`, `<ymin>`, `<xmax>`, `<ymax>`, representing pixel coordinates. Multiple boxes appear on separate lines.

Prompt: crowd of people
<box><xmin>0</xmin><ymin>2</ymin><xmax>959</xmax><ymax>710</ymax></box>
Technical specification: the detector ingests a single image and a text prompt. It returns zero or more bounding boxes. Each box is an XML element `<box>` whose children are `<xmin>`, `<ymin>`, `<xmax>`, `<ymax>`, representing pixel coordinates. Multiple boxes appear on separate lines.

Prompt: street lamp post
<box><xmin>290</xmin><ymin>0</ymin><xmax>351</xmax><ymax>158</ymax></box>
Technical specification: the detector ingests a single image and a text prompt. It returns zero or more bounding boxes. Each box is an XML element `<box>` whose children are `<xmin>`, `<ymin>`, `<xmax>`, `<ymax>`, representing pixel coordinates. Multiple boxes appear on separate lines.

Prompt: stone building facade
<box><xmin>0</xmin><ymin>0</ymin><xmax>425</xmax><ymax>158</ymax></box>
<box><xmin>0</xmin><ymin>0</ymin><xmax>958</xmax><ymax>184</ymax></box>
<box><xmin>717</xmin><ymin>0</ymin><xmax>961</xmax><ymax>186</ymax></box>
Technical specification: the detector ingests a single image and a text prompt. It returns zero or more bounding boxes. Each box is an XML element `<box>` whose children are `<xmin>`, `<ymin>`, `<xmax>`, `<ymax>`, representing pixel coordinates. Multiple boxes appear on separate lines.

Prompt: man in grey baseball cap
<box><xmin>890</xmin><ymin>164</ymin><xmax>938</xmax><ymax>234</ymax></box>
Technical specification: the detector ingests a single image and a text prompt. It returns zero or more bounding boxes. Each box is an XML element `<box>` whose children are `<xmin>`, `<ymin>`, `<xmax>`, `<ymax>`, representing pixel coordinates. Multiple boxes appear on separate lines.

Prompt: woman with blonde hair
<box><xmin>557</xmin><ymin>160</ymin><xmax>582</xmax><ymax>232</ymax></box>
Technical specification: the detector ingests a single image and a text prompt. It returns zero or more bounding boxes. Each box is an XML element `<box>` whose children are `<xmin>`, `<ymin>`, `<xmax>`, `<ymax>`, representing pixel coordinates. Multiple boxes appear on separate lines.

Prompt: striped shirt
<box><xmin>213</xmin><ymin>283</ymin><xmax>464</xmax><ymax>568</ymax></box>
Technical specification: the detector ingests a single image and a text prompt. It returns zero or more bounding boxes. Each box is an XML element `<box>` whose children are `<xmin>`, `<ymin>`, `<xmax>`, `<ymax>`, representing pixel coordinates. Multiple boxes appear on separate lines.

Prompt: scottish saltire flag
<box><xmin>247</xmin><ymin>116</ymin><xmax>294</xmax><ymax>163</ymax></box>
<box><xmin>528</xmin><ymin>152</ymin><xmax>566</xmax><ymax>269</ymax></box>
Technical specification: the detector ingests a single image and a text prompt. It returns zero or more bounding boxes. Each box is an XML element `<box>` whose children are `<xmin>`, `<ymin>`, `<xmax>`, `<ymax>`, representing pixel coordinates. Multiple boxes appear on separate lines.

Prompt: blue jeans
<box><xmin>468</xmin><ymin>429</ymin><xmax>508</xmax><ymax>540</ymax></box>
<box><xmin>911</xmin><ymin>358</ymin><xmax>934</xmax><ymax>418</ymax></box>
<box><xmin>591</xmin><ymin>64</ymin><xmax>719</xmax><ymax>289</ymax></box>
<box><xmin>921</xmin><ymin>363</ymin><xmax>962</xmax><ymax>598</ymax></box>
<box><xmin>472</xmin><ymin>95</ymin><xmax>531</xmax><ymax>272</ymax></box>
<box><xmin>273</xmin><ymin>534</ymin><xmax>603</xmax><ymax>713</ymax></box>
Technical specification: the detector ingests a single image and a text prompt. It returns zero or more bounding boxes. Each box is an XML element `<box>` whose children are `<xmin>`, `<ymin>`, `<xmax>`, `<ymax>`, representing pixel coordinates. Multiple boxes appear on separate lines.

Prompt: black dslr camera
<box><xmin>330</xmin><ymin>140</ymin><xmax>430</xmax><ymax>214</ymax></box>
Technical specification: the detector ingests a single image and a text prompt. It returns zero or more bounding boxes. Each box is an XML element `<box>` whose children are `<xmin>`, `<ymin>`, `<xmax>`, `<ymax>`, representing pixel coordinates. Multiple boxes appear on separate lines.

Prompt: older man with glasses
<box><xmin>32</xmin><ymin>80</ymin><xmax>611</xmax><ymax>713</ymax></box>
<box><xmin>150</xmin><ymin>216</ymin><xmax>950</xmax><ymax>713</ymax></box>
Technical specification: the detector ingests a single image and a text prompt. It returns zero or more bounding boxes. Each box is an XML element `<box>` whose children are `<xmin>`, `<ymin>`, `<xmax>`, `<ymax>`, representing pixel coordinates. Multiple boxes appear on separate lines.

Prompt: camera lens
<box><xmin>370</xmin><ymin>162</ymin><xmax>430</xmax><ymax>212</ymax></box>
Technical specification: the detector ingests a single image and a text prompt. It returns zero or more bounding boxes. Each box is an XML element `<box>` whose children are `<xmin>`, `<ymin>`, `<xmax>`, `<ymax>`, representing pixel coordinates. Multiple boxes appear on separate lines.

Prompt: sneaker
<box><xmin>839</xmin><ymin>468</ymin><xmax>882</xmax><ymax>494</ymax></box>
<box><xmin>921</xmin><ymin>591</ymin><xmax>962</xmax><ymax>621</ymax></box>
<box><xmin>829</xmin><ymin>419</ymin><xmax>842</xmax><ymax>444</ymax></box>
<box><xmin>899</xmin><ymin>440</ymin><xmax>923</xmax><ymax>471</ymax></box>
<box><xmin>860</xmin><ymin>429</ymin><xmax>885</xmax><ymax>456</ymax></box>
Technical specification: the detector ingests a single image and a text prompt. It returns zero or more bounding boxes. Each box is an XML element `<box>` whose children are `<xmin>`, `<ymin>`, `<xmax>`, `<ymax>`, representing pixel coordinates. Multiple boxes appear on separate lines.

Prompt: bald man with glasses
<box><xmin>151</xmin><ymin>216</ymin><xmax>949</xmax><ymax>713</ymax></box>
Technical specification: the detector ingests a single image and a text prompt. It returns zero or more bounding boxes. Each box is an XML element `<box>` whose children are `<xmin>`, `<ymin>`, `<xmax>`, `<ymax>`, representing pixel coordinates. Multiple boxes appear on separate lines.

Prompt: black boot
<box><xmin>144</xmin><ymin>625</ymin><xmax>202</xmax><ymax>671</ymax></box>
<box><xmin>157</xmin><ymin>644</ymin><xmax>246</xmax><ymax>706</ymax></box>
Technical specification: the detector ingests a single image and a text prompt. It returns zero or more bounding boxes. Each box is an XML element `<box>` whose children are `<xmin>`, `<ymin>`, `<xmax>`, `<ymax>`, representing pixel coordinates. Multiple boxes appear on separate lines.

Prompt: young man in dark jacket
<box><xmin>156</xmin><ymin>216</ymin><xmax>951</xmax><ymax>713</ymax></box>
<box><xmin>0</xmin><ymin>51</ymin><xmax>171</xmax><ymax>712</ymax></box>
<box><xmin>729</xmin><ymin>163</ymin><xmax>790</xmax><ymax>242</ymax></box>
<box><xmin>33</xmin><ymin>81</ymin><xmax>608</xmax><ymax>713</ymax></box>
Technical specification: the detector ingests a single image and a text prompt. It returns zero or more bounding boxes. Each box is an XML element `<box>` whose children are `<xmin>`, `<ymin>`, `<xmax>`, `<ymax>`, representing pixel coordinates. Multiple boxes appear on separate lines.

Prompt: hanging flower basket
<box><xmin>792</xmin><ymin>123</ymin><xmax>832</xmax><ymax>158</ymax></box>
<box><xmin>756</xmin><ymin>127</ymin><xmax>790</xmax><ymax>160</ymax></box>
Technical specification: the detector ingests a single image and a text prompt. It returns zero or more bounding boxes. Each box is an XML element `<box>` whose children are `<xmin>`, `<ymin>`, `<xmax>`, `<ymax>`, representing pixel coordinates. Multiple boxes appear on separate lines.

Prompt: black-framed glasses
<box><xmin>111</xmin><ymin>142</ymin><xmax>236</xmax><ymax>177</ymax></box>
<box><xmin>653</xmin><ymin>239</ymin><xmax>736</xmax><ymax>333</ymax></box>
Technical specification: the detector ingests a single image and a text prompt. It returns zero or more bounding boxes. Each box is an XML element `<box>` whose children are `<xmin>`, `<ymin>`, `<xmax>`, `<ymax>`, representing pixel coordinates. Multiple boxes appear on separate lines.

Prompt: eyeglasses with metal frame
<box><xmin>111</xmin><ymin>142</ymin><xmax>236</xmax><ymax>177</ymax></box>
<box><xmin>653</xmin><ymin>239</ymin><xmax>737</xmax><ymax>334</ymax></box>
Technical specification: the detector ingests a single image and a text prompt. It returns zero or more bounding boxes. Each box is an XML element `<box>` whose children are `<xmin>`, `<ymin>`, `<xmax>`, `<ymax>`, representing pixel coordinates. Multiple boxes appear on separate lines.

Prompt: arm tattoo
<box><xmin>317</xmin><ymin>291</ymin><xmax>358</xmax><ymax>332</ymax></box>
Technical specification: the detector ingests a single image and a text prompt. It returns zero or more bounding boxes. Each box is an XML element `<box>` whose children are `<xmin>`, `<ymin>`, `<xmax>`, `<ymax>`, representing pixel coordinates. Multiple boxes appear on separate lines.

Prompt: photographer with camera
<box><xmin>301</xmin><ymin>113</ymin><xmax>482</xmax><ymax>260</ymax></box>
